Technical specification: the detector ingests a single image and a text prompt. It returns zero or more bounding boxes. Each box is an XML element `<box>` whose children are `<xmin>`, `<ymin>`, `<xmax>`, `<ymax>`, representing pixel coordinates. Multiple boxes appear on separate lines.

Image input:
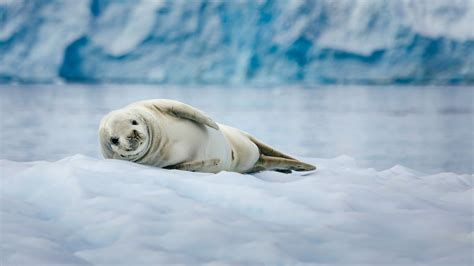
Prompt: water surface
<box><xmin>1</xmin><ymin>84</ymin><xmax>472</xmax><ymax>174</ymax></box>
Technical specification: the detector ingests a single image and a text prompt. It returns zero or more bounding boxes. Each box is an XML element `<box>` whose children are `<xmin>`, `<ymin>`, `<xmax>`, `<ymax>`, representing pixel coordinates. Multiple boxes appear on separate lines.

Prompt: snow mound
<box><xmin>1</xmin><ymin>155</ymin><xmax>472</xmax><ymax>265</ymax></box>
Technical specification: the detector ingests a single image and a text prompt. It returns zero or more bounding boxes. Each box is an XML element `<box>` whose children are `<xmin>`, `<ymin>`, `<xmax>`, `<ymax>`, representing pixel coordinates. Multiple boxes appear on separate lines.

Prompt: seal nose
<box><xmin>110</xmin><ymin>137</ymin><xmax>119</xmax><ymax>145</ymax></box>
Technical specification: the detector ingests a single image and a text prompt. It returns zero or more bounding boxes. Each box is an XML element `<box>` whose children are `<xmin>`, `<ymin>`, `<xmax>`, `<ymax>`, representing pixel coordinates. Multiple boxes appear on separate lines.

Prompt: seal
<box><xmin>99</xmin><ymin>99</ymin><xmax>316</xmax><ymax>173</ymax></box>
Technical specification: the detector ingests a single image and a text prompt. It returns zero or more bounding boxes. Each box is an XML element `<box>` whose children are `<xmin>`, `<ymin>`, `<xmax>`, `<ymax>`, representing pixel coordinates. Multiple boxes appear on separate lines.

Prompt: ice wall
<box><xmin>1</xmin><ymin>0</ymin><xmax>473</xmax><ymax>84</ymax></box>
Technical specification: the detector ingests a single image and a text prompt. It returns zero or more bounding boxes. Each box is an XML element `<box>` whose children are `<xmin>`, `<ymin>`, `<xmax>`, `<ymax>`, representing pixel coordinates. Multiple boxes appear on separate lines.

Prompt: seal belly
<box><xmin>219</xmin><ymin>125</ymin><xmax>260</xmax><ymax>173</ymax></box>
<box><xmin>158</xmin><ymin>115</ymin><xmax>231</xmax><ymax>172</ymax></box>
<box><xmin>201</xmin><ymin>127</ymin><xmax>233</xmax><ymax>172</ymax></box>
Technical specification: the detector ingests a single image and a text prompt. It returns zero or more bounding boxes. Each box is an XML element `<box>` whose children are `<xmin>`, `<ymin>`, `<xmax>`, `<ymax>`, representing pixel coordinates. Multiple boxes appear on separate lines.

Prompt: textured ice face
<box><xmin>99</xmin><ymin>110</ymin><xmax>149</xmax><ymax>160</ymax></box>
<box><xmin>1</xmin><ymin>0</ymin><xmax>473</xmax><ymax>84</ymax></box>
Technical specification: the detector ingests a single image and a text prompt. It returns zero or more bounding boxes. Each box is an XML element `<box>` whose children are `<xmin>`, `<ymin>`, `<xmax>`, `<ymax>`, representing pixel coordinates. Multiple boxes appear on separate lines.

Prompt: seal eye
<box><xmin>132</xmin><ymin>120</ymin><xmax>138</xmax><ymax>125</ymax></box>
<box><xmin>110</xmin><ymin>137</ymin><xmax>119</xmax><ymax>145</ymax></box>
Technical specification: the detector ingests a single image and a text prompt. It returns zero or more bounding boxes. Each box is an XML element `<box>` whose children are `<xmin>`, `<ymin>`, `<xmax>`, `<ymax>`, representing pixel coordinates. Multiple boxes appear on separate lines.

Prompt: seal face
<box><xmin>99</xmin><ymin>99</ymin><xmax>316</xmax><ymax>174</ymax></box>
<box><xmin>99</xmin><ymin>110</ymin><xmax>150</xmax><ymax>161</ymax></box>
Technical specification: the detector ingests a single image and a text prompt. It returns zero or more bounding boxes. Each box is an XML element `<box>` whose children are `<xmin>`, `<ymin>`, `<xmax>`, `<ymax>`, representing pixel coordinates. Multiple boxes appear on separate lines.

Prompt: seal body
<box><xmin>99</xmin><ymin>99</ymin><xmax>315</xmax><ymax>173</ymax></box>
<box><xmin>219</xmin><ymin>125</ymin><xmax>261</xmax><ymax>173</ymax></box>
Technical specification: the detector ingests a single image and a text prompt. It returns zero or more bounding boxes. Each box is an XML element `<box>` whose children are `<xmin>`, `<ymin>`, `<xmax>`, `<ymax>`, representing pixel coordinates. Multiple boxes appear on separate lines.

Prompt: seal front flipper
<box><xmin>247</xmin><ymin>155</ymin><xmax>316</xmax><ymax>174</ymax></box>
<box><xmin>164</xmin><ymin>159</ymin><xmax>221</xmax><ymax>172</ymax></box>
<box><xmin>148</xmin><ymin>99</ymin><xmax>219</xmax><ymax>130</ymax></box>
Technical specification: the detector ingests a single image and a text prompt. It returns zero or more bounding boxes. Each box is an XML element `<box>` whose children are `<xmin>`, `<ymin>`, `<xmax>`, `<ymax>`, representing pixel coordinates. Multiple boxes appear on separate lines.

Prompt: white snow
<box><xmin>1</xmin><ymin>155</ymin><xmax>472</xmax><ymax>265</ymax></box>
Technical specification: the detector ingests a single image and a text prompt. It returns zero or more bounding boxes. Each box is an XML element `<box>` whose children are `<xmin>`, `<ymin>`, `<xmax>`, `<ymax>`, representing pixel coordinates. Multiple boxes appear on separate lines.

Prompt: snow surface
<box><xmin>1</xmin><ymin>0</ymin><xmax>473</xmax><ymax>84</ymax></box>
<box><xmin>1</xmin><ymin>155</ymin><xmax>472</xmax><ymax>265</ymax></box>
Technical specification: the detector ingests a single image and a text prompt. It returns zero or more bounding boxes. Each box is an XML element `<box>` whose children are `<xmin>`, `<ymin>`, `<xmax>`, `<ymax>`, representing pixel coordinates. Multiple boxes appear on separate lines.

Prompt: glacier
<box><xmin>1</xmin><ymin>0</ymin><xmax>473</xmax><ymax>84</ymax></box>
<box><xmin>1</xmin><ymin>155</ymin><xmax>472</xmax><ymax>265</ymax></box>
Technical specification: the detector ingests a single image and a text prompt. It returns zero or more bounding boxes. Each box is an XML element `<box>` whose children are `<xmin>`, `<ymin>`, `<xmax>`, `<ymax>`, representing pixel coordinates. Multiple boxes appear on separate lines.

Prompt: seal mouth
<box><xmin>116</xmin><ymin>125</ymin><xmax>149</xmax><ymax>161</ymax></box>
<box><xmin>126</xmin><ymin>130</ymin><xmax>145</xmax><ymax>150</ymax></box>
<box><xmin>119</xmin><ymin>139</ymin><xmax>144</xmax><ymax>154</ymax></box>
<box><xmin>118</xmin><ymin>147</ymin><xmax>144</xmax><ymax>159</ymax></box>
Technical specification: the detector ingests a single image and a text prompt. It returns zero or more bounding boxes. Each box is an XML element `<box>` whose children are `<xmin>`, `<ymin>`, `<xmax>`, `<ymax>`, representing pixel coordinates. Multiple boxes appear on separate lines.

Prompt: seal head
<box><xmin>99</xmin><ymin>110</ymin><xmax>150</xmax><ymax>161</ymax></box>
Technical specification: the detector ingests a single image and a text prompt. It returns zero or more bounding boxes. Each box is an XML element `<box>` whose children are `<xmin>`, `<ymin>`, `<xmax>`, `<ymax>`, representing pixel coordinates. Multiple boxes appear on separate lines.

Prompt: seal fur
<box><xmin>99</xmin><ymin>99</ymin><xmax>316</xmax><ymax>173</ymax></box>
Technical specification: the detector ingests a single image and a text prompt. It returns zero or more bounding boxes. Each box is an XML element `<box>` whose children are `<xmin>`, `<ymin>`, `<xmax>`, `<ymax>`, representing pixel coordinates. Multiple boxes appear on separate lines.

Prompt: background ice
<box><xmin>1</xmin><ymin>155</ymin><xmax>472</xmax><ymax>265</ymax></box>
<box><xmin>1</xmin><ymin>0</ymin><xmax>473</xmax><ymax>84</ymax></box>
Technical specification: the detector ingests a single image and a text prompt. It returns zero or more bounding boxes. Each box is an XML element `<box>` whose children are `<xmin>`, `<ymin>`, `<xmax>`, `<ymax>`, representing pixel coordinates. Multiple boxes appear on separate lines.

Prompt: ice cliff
<box><xmin>1</xmin><ymin>0</ymin><xmax>473</xmax><ymax>84</ymax></box>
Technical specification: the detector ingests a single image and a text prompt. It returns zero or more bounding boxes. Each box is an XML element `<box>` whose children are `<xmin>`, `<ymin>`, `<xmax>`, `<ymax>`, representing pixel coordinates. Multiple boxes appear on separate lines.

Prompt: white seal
<box><xmin>99</xmin><ymin>99</ymin><xmax>316</xmax><ymax>173</ymax></box>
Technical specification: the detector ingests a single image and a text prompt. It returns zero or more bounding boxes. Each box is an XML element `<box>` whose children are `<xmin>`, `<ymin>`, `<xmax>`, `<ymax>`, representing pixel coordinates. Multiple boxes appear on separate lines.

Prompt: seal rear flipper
<box><xmin>149</xmin><ymin>99</ymin><xmax>219</xmax><ymax>130</ymax></box>
<box><xmin>247</xmin><ymin>155</ymin><xmax>316</xmax><ymax>174</ymax></box>
<box><xmin>164</xmin><ymin>159</ymin><xmax>220</xmax><ymax>172</ymax></box>
<box><xmin>242</xmin><ymin>132</ymin><xmax>296</xmax><ymax>160</ymax></box>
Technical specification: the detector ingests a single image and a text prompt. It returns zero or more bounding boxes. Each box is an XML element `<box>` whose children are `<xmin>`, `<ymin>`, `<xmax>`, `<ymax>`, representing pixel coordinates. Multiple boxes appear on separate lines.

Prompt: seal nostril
<box><xmin>110</xmin><ymin>137</ymin><xmax>119</xmax><ymax>145</ymax></box>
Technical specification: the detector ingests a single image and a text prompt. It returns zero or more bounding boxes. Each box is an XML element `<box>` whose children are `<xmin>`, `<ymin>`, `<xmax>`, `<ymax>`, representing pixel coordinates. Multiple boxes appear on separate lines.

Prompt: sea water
<box><xmin>1</xmin><ymin>84</ymin><xmax>472</xmax><ymax>174</ymax></box>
